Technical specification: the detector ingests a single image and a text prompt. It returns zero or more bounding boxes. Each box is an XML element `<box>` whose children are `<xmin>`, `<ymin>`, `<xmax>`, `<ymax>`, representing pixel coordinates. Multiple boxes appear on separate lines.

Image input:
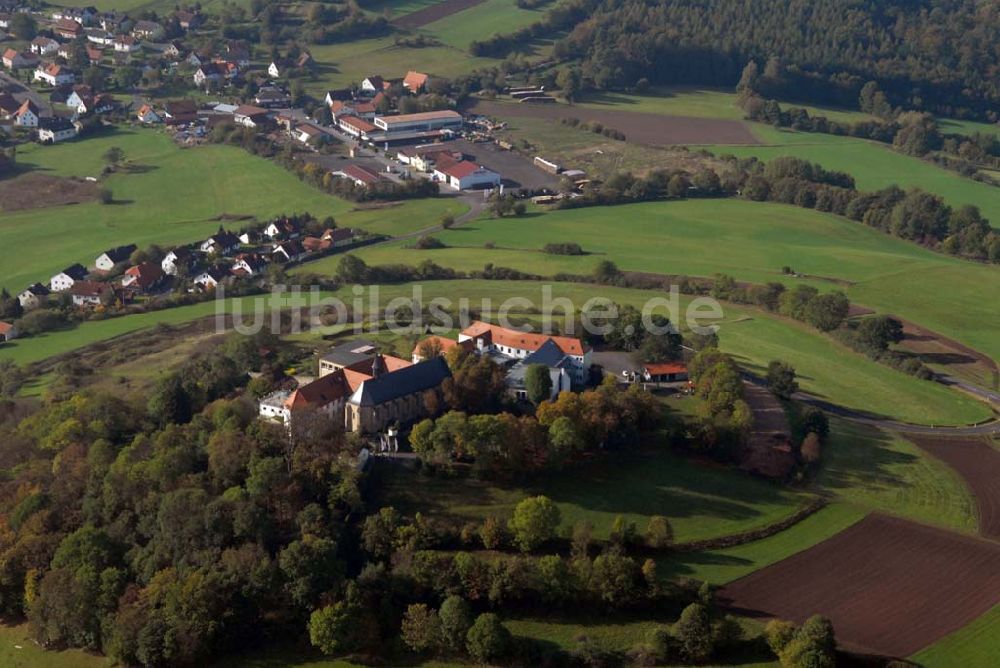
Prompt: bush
<box><xmin>414</xmin><ymin>236</ymin><xmax>446</xmax><ymax>250</ymax></box>
<box><xmin>543</xmin><ymin>242</ymin><xmax>585</xmax><ymax>255</ymax></box>
<box><xmin>509</xmin><ymin>496</ymin><xmax>561</xmax><ymax>552</ymax></box>
<box><xmin>466</xmin><ymin>613</ymin><xmax>511</xmax><ymax>664</ymax></box>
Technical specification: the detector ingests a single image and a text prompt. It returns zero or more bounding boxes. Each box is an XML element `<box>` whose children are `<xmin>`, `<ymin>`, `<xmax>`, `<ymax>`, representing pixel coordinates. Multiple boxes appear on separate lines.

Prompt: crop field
<box><xmin>307</xmin><ymin>199</ymin><xmax>1000</xmax><ymax>367</ymax></box>
<box><xmin>719</xmin><ymin>513</ymin><xmax>1000</xmax><ymax>657</ymax></box>
<box><xmin>375</xmin><ymin>450</ymin><xmax>816</xmax><ymax>543</ymax></box>
<box><xmin>0</xmin><ymin>128</ymin><xmax>458</xmax><ymax>292</ymax></box>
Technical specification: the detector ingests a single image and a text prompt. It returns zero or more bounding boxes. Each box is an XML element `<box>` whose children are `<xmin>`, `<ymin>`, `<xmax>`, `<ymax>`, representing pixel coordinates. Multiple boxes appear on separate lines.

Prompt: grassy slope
<box><xmin>377</xmin><ymin>449</ymin><xmax>814</xmax><ymax>543</ymax></box>
<box><xmin>0</xmin><ymin>128</ymin><xmax>459</xmax><ymax>290</ymax></box>
<box><xmin>814</xmin><ymin>418</ymin><xmax>977</xmax><ymax>532</ymax></box>
<box><xmin>4</xmin><ymin>280</ymin><xmax>987</xmax><ymax>424</ymax></box>
<box><xmin>657</xmin><ymin>503</ymin><xmax>867</xmax><ymax>585</ymax></box>
<box><xmin>0</xmin><ymin>624</ymin><xmax>104</xmax><ymax>668</ymax></box>
<box><xmin>306</xmin><ymin>198</ymin><xmax>1000</xmax><ymax>371</ymax></box>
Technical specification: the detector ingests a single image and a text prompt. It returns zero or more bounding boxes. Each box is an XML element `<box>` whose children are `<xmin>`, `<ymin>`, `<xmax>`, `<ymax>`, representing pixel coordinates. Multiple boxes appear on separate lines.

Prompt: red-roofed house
<box><xmin>34</xmin><ymin>63</ymin><xmax>75</xmax><ymax>86</ymax></box>
<box><xmin>122</xmin><ymin>263</ymin><xmax>165</xmax><ymax>292</ymax></box>
<box><xmin>54</xmin><ymin>18</ymin><xmax>84</xmax><ymax>39</ymax></box>
<box><xmin>3</xmin><ymin>49</ymin><xmax>37</xmax><ymax>70</ymax></box>
<box><xmin>457</xmin><ymin>320</ymin><xmax>592</xmax><ymax>383</ymax></box>
<box><xmin>403</xmin><ymin>70</ymin><xmax>429</xmax><ymax>92</ymax></box>
<box><xmin>14</xmin><ymin>100</ymin><xmax>39</xmax><ymax>127</ymax></box>
<box><xmin>0</xmin><ymin>321</ymin><xmax>17</xmax><ymax>342</ymax></box>
<box><xmin>642</xmin><ymin>362</ymin><xmax>689</xmax><ymax>384</ymax></box>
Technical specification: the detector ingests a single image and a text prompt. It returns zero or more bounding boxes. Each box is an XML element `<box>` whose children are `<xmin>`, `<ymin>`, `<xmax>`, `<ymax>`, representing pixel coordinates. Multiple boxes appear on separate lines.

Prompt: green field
<box><xmin>0</xmin><ymin>624</ymin><xmax>104</xmax><ymax>668</ymax></box>
<box><xmin>298</xmin><ymin>199</ymin><xmax>1000</xmax><ymax>368</ymax></box>
<box><xmin>910</xmin><ymin>603</ymin><xmax>1000</xmax><ymax>667</ymax></box>
<box><xmin>377</xmin><ymin>450</ymin><xmax>815</xmax><ymax>543</ymax></box>
<box><xmin>419</xmin><ymin>0</ymin><xmax>544</xmax><ymax>49</ymax></box>
<box><xmin>4</xmin><ymin>280</ymin><xmax>988</xmax><ymax>425</ymax></box>
<box><xmin>658</xmin><ymin>503</ymin><xmax>867</xmax><ymax>584</ymax></box>
<box><xmin>0</xmin><ymin>128</ymin><xmax>458</xmax><ymax>292</ymax></box>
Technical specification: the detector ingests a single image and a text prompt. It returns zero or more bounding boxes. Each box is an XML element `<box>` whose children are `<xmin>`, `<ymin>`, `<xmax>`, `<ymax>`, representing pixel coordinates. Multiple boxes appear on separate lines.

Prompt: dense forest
<box><xmin>489</xmin><ymin>0</ymin><xmax>1000</xmax><ymax>120</ymax></box>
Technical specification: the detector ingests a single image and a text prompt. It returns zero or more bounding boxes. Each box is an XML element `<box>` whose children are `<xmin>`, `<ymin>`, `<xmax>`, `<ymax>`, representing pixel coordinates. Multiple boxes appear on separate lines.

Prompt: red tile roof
<box><xmin>461</xmin><ymin>321</ymin><xmax>587</xmax><ymax>356</ymax></box>
<box><xmin>644</xmin><ymin>362</ymin><xmax>687</xmax><ymax>376</ymax></box>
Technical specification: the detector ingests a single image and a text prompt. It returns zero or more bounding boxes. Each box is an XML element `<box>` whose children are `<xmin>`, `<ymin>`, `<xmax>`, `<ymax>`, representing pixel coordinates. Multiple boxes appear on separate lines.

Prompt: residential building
<box><xmin>50</xmin><ymin>264</ymin><xmax>89</xmax><ymax>292</ymax></box>
<box><xmin>294</xmin><ymin>122</ymin><xmax>325</xmax><ymax>145</ymax></box>
<box><xmin>69</xmin><ymin>280</ymin><xmax>112</xmax><ymax>307</ymax></box>
<box><xmin>113</xmin><ymin>35</ymin><xmax>139</xmax><ymax>53</ymax></box>
<box><xmin>66</xmin><ymin>86</ymin><xmax>92</xmax><ymax>109</ymax></box>
<box><xmin>161</xmin><ymin>248</ymin><xmax>194</xmax><ymax>276</ymax></box>
<box><xmin>136</xmin><ymin>104</ymin><xmax>161</xmax><ymax>124</ymax></box>
<box><xmin>38</xmin><ymin>117</ymin><xmax>78</xmax><ymax>143</ymax></box>
<box><xmin>163</xmin><ymin>99</ymin><xmax>198</xmax><ymax>124</ymax></box>
<box><xmin>0</xmin><ymin>321</ymin><xmax>17</xmax><ymax>342</ymax></box>
<box><xmin>193</xmin><ymin>62</ymin><xmax>225</xmax><ymax>87</ymax></box>
<box><xmin>434</xmin><ymin>160</ymin><xmax>501</xmax><ymax>190</ymax></box>
<box><xmin>18</xmin><ymin>283</ymin><xmax>50</xmax><ymax>310</ymax></box>
<box><xmin>231</xmin><ymin>253</ymin><xmax>268</xmax><ymax>277</ymax></box>
<box><xmin>131</xmin><ymin>20</ymin><xmax>164</xmax><ymax>40</ymax></box>
<box><xmin>233</xmin><ymin>105</ymin><xmax>270</xmax><ymax>128</ymax></box>
<box><xmin>264</xmin><ymin>219</ymin><xmax>301</xmax><ymax>240</ymax></box>
<box><xmin>272</xmin><ymin>240</ymin><xmax>306</xmax><ymax>263</ymax></box>
<box><xmin>34</xmin><ymin>63</ymin><xmax>75</xmax><ymax>87</ymax></box>
<box><xmin>403</xmin><ymin>70</ymin><xmax>429</xmax><ymax>92</ymax></box>
<box><xmin>77</xmin><ymin>93</ymin><xmax>115</xmax><ymax>115</ymax></box>
<box><xmin>336</xmin><ymin>115</ymin><xmax>376</xmax><ymax>138</ymax></box>
<box><xmin>30</xmin><ymin>37</ymin><xmax>59</xmax><ymax>56</ymax></box>
<box><xmin>360</xmin><ymin>75</ymin><xmax>384</xmax><ymax>93</ymax></box>
<box><xmin>193</xmin><ymin>268</ymin><xmax>227</xmax><ymax>290</ymax></box>
<box><xmin>121</xmin><ymin>262</ymin><xmax>164</xmax><ymax>292</ymax></box>
<box><xmin>95</xmin><ymin>244</ymin><xmax>137</xmax><ymax>271</ymax></box>
<box><xmin>54</xmin><ymin>18</ymin><xmax>84</xmax><ymax>40</ymax></box>
<box><xmin>175</xmin><ymin>10</ymin><xmax>202</xmax><ymax>30</ymax></box>
<box><xmin>199</xmin><ymin>231</ymin><xmax>240</xmax><ymax>255</ymax></box>
<box><xmin>2</xmin><ymin>49</ymin><xmax>37</xmax><ymax>70</ymax></box>
<box><xmin>457</xmin><ymin>321</ymin><xmax>592</xmax><ymax>384</ymax></box>
<box><xmin>254</xmin><ymin>86</ymin><xmax>290</xmax><ymax>108</ymax></box>
<box><xmin>0</xmin><ymin>91</ymin><xmax>19</xmax><ymax>119</ymax></box>
<box><xmin>13</xmin><ymin>100</ymin><xmax>39</xmax><ymax>127</ymax></box>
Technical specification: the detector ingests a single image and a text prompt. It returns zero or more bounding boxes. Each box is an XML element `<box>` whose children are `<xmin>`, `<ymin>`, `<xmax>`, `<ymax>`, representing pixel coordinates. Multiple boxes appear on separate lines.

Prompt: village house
<box><xmin>193</xmin><ymin>267</ymin><xmax>227</xmax><ymax>290</ymax></box>
<box><xmin>136</xmin><ymin>104</ymin><xmax>162</xmax><ymax>124</ymax></box>
<box><xmin>163</xmin><ymin>99</ymin><xmax>198</xmax><ymax>124</ymax></box>
<box><xmin>293</xmin><ymin>122</ymin><xmax>325</xmax><ymax>146</ymax></box>
<box><xmin>161</xmin><ymin>247</ymin><xmax>194</xmax><ymax>276</ymax></box>
<box><xmin>113</xmin><ymin>35</ymin><xmax>140</xmax><ymax>53</ymax></box>
<box><xmin>57</xmin><ymin>45</ymin><xmax>74</xmax><ymax>61</ymax></box>
<box><xmin>397</xmin><ymin>146</ymin><xmax>463</xmax><ymax>173</ymax></box>
<box><xmin>360</xmin><ymin>75</ymin><xmax>385</xmax><ymax>93</ymax></box>
<box><xmin>85</xmin><ymin>29</ymin><xmax>115</xmax><ymax>46</ymax></box>
<box><xmin>254</xmin><ymin>86</ymin><xmax>290</xmax><ymax>108</ymax></box>
<box><xmin>434</xmin><ymin>160</ymin><xmax>502</xmax><ymax>190</ymax></box>
<box><xmin>50</xmin><ymin>264</ymin><xmax>89</xmax><ymax>292</ymax></box>
<box><xmin>18</xmin><ymin>283</ymin><xmax>50</xmax><ymax>310</ymax></box>
<box><xmin>121</xmin><ymin>262</ymin><xmax>165</xmax><ymax>292</ymax></box>
<box><xmin>85</xmin><ymin>45</ymin><xmax>104</xmax><ymax>64</ymax></box>
<box><xmin>34</xmin><ymin>64</ymin><xmax>75</xmax><ymax>87</ymax></box>
<box><xmin>260</xmin><ymin>340</ymin><xmax>451</xmax><ymax>434</ymax></box>
<box><xmin>233</xmin><ymin>105</ymin><xmax>270</xmax><ymax>128</ymax></box>
<box><xmin>303</xmin><ymin>227</ymin><xmax>354</xmax><ymax>253</ymax></box>
<box><xmin>403</xmin><ymin>70</ymin><xmax>429</xmax><ymax>93</ymax></box>
<box><xmin>272</xmin><ymin>240</ymin><xmax>307</xmax><ymax>263</ymax></box>
<box><xmin>330</xmin><ymin>98</ymin><xmax>377</xmax><ymax>121</ymax></box>
<box><xmin>131</xmin><ymin>20</ymin><xmax>164</xmax><ymax>40</ymax></box>
<box><xmin>174</xmin><ymin>10</ymin><xmax>202</xmax><ymax>30</ymax></box>
<box><xmin>66</xmin><ymin>86</ymin><xmax>92</xmax><ymax>109</ymax></box>
<box><xmin>0</xmin><ymin>91</ymin><xmax>19</xmax><ymax>119</ymax></box>
<box><xmin>193</xmin><ymin>62</ymin><xmax>226</xmax><ymax>88</ymax></box>
<box><xmin>231</xmin><ymin>253</ymin><xmax>268</xmax><ymax>277</ymax></box>
<box><xmin>3</xmin><ymin>49</ymin><xmax>38</xmax><ymax>70</ymax></box>
<box><xmin>200</xmin><ymin>230</ymin><xmax>240</xmax><ymax>255</ymax></box>
<box><xmin>95</xmin><ymin>244</ymin><xmax>137</xmax><ymax>271</ymax></box>
<box><xmin>54</xmin><ymin>18</ymin><xmax>84</xmax><ymax>40</ymax></box>
<box><xmin>162</xmin><ymin>41</ymin><xmax>183</xmax><ymax>60</ymax></box>
<box><xmin>98</xmin><ymin>12</ymin><xmax>127</xmax><ymax>32</ymax></box>
<box><xmin>77</xmin><ymin>93</ymin><xmax>115</xmax><ymax>115</ymax></box>
<box><xmin>52</xmin><ymin>7</ymin><xmax>97</xmax><ymax>25</ymax></box>
<box><xmin>264</xmin><ymin>219</ymin><xmax>302</xmax><ymax>240</ymax></box>
<box><xmin>69</xmin><ymin>280</ymin><xmax>113</xmax><ymax>307</ymax></box>
<box><xmin>331</xmin><ymin>163</ymin><xmax>381</xmax><ymax>188</ymax></box>
<box><xmin>38</xmin><ymin>117</ymin><xmax>78</xmax><ymax>143</ymax></box>
<box><xmin>30</xmin><ymin>37</ymin><xmax>59</xmax><ymax>56</ymax></box>
<box><xmin>13</xmin><ymin>100</ymin><xmax>39</xmax><ymax>127</ymax></box>
<box><xmin>0</xmin><ymin>321</ymin><xmax>18</xmax><ymax>343</ymax></box>
<box><xmin>225</xmin><ymin>41</ymin><xmax>251</xmax><ymax>69</ymax></box>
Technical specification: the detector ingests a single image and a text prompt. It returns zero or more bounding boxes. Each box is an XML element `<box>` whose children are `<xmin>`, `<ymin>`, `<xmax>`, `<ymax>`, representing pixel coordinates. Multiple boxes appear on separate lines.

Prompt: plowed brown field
<box><xmin>719</xmin><ymin>513</ymin><xmax>1000</xmax><ymax>658</ymax></box>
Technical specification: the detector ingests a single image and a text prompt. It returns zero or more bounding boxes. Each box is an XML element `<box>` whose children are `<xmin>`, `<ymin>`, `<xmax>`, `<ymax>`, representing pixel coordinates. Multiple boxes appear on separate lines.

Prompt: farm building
<box><xmin>433</xmin><ymin>160</ymin><xmax>501</xmax><ymax>190</ymax></box>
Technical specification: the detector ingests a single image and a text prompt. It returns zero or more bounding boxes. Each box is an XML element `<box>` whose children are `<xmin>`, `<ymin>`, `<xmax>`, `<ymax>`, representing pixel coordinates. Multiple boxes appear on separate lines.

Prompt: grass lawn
<box><xmin>0</xmin><ymin>624</ymin><xmax>104</xmax><ymax>668</ymax></box>
<box><xmin>376</xmin><ymin>449</ymin><xmax>815</xmax><ymax>543</ymax></box>
<box><xmin>657</xmin><ymin>503</ymin><xmax>868</xmax><ymax>585</ymax></box>
<box><xmin>306</xmin><ymin>199</ymin><xmax>1000</xmax><ymax>374</ymax></box>
<box><xmin>910</xmin><ymin>603</ymin><xmax>1000</xmax><ymax>667</ymax></box>
<box><xmin>812</xmin><ymin>418</ymin><xmax>977</xmax><ymax>532</ymax></box>
<box><xmin>418</xmin><ymin>0</ymin><xmax>544</xmax><ymax>50</ymax></box>
<box><xmin>0</xmin><ymin>127</ymin><xmax>457</xmax><ymax>291</ymax></box>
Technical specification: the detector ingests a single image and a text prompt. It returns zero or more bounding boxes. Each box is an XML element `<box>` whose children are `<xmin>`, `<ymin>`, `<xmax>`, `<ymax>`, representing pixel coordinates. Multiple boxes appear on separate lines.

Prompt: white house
<box><xmin>95</xmin><ymin>244</ymin><xmax>137</xmax><ymax>271</ymax></box>
<box><xmin>113</xmin><ymin>35</ymin><xmax>139</xmax><ymax>53</ymax></box>
<box><xmin>258</xmin><ymin>389</ymin><xmax>292</xmax><ymax>422</ymax></box>
<box><xmin>66</xmin><ymin>87</ymin><xmax>91</xmax><ymax>109</ymax></box>
<box><xmin>433</xmin><ymin>160</ymin><xmax>502</xmax><ymax>190</ymax></box>
<box><xmin>360</xmin><ymin>75</ymin><xmax>384</xmax><ymax>93</ymax></box>
<box><xmin>232</xmin><ymin>253</ymin><xmax>268</xmax><ymax>276</ymax></box>
<box><xmin>34</xmin><ymin>63</ymin><xmax>75</xmax><ymax>86</ymax></box>
<box><xmin>199</xmin><ymin>231</ymin><xmax>240</xmax><ymax>255</ymax></box>
<box><xmin>233</xmin><ymin>105</ymin><xmax>270</xmax><ymax>128</ymax></box>
<box><xmin>265</xmin><ymin>219</ymin><xmax>301</xmax><ymax>240</ymax></box>
<box><xmin>30</xmin><ymin>37</ymin><xmax>59</xmax><ymax>56</ymax></box>
<box><xmin>294</xmin><ymin>122</ymin><xmax>325</xmax><ymax>145</ymax></box>
<box><xmin>193</xmin><ymin>268</ymin><xmax>227</xmax><ymax>290</ymax></box>
<box><xmin>69</xmin><ymin>281</ymin><xmax>112</xmax><ymax>307</ymax></box>
<box><xmin>50</xmin><ymin>264</ymin><xmax>89</xmax><ymax>292</ymax></box>
<box><xmin>332</xmin><ymin>164</ymin><xmax>381</xmax><ymax>188</ymax></box>
<box><xmin>38</xmin><ymin>117</ymin><xmax>78</xmax><ymax>143</ymax></box>
<box><xmin>161</xmin><ymin>248</ymin><xmax>194</xmax><ymax>276</ymax></box>
<box><xmin>13</xmin><ymin>100</ymin><xmax>39</xmax><ymax>127</ymax></box>
<box><xmin>18</xmin><ymin>283</ymin><xmax>50</xmax><ymax>310</ymax></box>
<box><xmin>272</xmin><ymin>240</ymin><xmax>306</xmax><ymax>263</ymax></box>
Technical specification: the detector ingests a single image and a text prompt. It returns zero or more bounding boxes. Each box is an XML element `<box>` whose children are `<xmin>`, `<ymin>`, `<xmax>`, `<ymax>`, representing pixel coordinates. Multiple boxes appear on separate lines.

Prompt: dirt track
<box><xmin>719</xmin><ymin>513</ymin><xmax>1000</xmax><ymax>658</ymax></box>
<box><xmin>391</xmin><ymin>0</ymin><xmax>485</xmax><ymax>29</ymax></box>
<box><xmin>909</xmin><ymin>435</ymin><xmax>1000</xmax><ymax>539</ymax></box>
<box><xmin>469</xmin><ymin>99</ymin><xmax>760</xmax><ymax>146</ymax></box>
